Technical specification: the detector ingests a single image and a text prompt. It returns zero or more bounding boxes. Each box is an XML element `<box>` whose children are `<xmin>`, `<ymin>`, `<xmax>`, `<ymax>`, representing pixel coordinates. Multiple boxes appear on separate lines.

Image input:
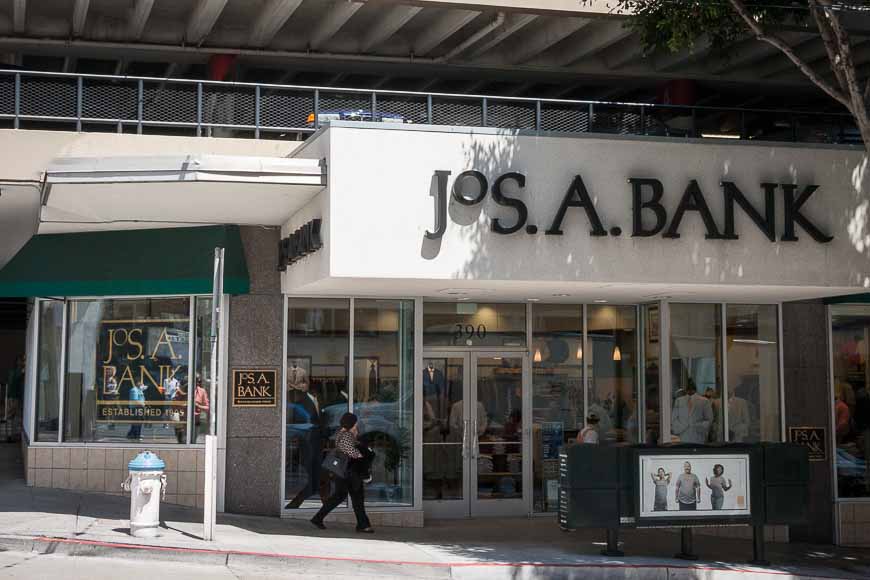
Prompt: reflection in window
<box><xmin>725</xmin><ymin>305</ymin><xmax>780</xmax><ymax>443</ymax></box>
<box><xmin>531</xmin><ymin>305</ymin><xmax>583</xmax><ymax>512</ymax></box>
<box><xmin>191</xmin><ymin>298</ymin><xmax>213</xmax><ymax>444</ymax></box>
<box><xmin>63</xmin><ymin>298</ymin><xmax>191</xmax><ymax>443</ymax></box>
<box><xmin>831</xmin><ymin>305</ymin><xmax>870</xmax><ymax>499</ymax></box>
<box><xmin>285</xmin><ymin>298</ymin><xmax>349</xmax><ymax>509</ymax></box>
<box><xmin>588</xmin><ymin>305</ymin><xmax>638</xmax><ymax>445</ymax></box>
<box><xmin>670</xmin><ymin>304</ymin><xmax>723</xmax><ymax>444</ymax></box>
<box><xmin>423</xmin><ymin>357</ymin><xmax>465</xmax><ymax>501</ymax></box>
<box><xmin>36</xmin><ymin>300</ymin><xmax>64</xmax><ymax>442</ymax></box>
<box><xmin>353</xmin><ymin>299</ymin><xmax>414</xmax><ymax>506</ymax></box>
<box><xmin>642</xmin><ymin>304</ymin><xmax>661</xmax><ymax>444</ymax></box>
<box><xmin>423</xmin><ymin>302</ymin><xmax>526</xmax><ymax>347</ymax></box>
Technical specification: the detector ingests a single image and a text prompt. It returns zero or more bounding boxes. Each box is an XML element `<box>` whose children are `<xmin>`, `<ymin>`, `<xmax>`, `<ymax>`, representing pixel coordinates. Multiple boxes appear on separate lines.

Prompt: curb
<box><xmin>0</xmin><ymin>534</ymin><xmax>859</xmax><ymax>580</ymax></box>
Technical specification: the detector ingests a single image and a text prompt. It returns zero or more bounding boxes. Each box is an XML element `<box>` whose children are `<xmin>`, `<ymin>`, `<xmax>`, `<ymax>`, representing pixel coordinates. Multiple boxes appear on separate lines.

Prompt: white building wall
<box><xmin>285</xmin><ymin>124</ymin><xmax>870</xmax><ymax>301</ymax></box>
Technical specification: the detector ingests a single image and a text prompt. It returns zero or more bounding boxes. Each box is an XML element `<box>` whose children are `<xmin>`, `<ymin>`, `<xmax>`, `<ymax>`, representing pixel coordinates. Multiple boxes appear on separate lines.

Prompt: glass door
<box><xmin>422</xmin><ymin>351</ymin><xmax>530</xmax><ymax>518</ymax></box>
<box><xmin>422</xmin><ymin>353</ymin><xmax>470</xmax><ymax>518</ymax></box>
<box><xmin>471</xmin><ymin>353</ymin><xmax>529</xmax><ymax>517</ymax></box>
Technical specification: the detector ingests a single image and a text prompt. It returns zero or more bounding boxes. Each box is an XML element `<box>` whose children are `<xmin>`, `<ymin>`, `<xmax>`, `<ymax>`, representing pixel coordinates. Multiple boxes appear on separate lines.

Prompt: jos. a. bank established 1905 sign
<box><xmin>425</xmin><ymin>170</ymin><xmax>833</xmax><ymax>244</ymax></box>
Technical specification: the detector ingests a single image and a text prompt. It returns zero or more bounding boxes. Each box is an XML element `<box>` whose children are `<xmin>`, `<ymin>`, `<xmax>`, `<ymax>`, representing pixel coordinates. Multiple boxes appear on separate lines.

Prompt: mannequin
<box><xmin>288</xmin><ymin>360</ymin><xmax>309</xmax><ymax>392</ymax></box>
<box><xmin>423</xmin><ymin>362</ymin><xmax>445</xmax><ymax>396</ymax></box>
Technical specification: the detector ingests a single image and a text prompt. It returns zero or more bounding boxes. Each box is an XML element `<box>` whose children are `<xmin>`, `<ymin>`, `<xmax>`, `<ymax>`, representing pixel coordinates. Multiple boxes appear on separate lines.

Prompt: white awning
<box><xmin>40</xmin><ymin>154</ymin><xmax>326</xmax><ymax>234</ymax></box>
<box><xmin>0</xmin><ymin>183</ymin><xmax>41</xmax><ymax>270</ymax></box>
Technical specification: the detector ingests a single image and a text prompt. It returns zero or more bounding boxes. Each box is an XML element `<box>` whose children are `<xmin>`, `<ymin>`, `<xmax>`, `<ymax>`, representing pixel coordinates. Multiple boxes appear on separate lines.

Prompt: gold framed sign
<box><xmin>788</xmin><ymin>426</ymin><xmax>826</xmax><ymax>462</ymax></box>
<box><xmin>232</xmin><ymin>369</ymin><xmax>278</xmax><ymax>407</ymax></box>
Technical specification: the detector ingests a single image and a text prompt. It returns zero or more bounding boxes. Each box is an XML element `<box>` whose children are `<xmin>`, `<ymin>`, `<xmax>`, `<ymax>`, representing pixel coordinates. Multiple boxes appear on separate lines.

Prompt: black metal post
<box><xmin>601</xmin><ymin>528</ymin><xmax>624</xmax><ymax>557</ymax></box>
<box><xmin>675</xmin><ymin>527</ymin><xmax>698</xmax><ymax>560</ymax></box>
<box><xmin>750</xmin><ymin>524</ymin><xmax>769</xmax><ymax>566</ymax></box>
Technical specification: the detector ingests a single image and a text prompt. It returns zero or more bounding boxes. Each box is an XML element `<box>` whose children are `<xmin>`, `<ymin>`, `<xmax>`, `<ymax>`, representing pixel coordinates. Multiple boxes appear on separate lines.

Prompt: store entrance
<box><xmin>422</xmin><ymin>351</ymin><xmax>529</xmax><ymax>518</ymax></box>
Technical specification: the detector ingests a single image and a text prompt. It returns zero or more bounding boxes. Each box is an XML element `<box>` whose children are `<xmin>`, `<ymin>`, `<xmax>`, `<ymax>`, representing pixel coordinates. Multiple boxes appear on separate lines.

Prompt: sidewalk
<box><xmin>2</xmin><ymin>444</ymin><xmax>869</xmax><ymax>580</ymax></box>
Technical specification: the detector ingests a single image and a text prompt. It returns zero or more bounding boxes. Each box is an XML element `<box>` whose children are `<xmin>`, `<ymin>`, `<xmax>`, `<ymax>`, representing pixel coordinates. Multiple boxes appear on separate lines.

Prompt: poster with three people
<box><xmin>639</xmin><ymin>453</ymin><xmax>751</xmax><ymax>518</ymax></box>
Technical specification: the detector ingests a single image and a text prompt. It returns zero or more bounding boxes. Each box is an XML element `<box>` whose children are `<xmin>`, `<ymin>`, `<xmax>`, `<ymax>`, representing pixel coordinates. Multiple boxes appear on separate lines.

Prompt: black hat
<box><xmin>340</xmin><ymin>412</ymin><xmax>358</xmax><ymax>430</ymax></box>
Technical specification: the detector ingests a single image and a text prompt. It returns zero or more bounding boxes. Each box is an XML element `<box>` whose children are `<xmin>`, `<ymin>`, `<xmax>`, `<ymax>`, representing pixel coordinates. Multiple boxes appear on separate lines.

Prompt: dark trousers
<box><xmin>679</xmin><ymin>501</ymin><xmax>697</xmax><ymax>511</ymax></box>
<box><xmin>312</xmin><ymin>473</ymin><xmax>371</xmax><ymax>530</ymax></box>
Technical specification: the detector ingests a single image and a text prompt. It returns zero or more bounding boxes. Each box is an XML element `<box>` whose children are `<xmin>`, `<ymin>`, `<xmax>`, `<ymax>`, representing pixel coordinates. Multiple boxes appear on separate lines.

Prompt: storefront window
<box><xmin>531</xmin><ymin>305</ymin><xmax>583</xmax><ymax>512</ymax></box>
<box><xmin>670</xmin><ymin>304</ymin><xmax>723</xmax><ymax>444</ymax></box>
<box><xmin>35</xmin><ymin>299</ymin><xmax>63</xmax><ymax>442</ymax></box>
<box><xmin>725</xmin><ymin>305</ymin><xmax>780</xmax><ymax>442</ymax></box>
<box><xmin>354</xmin><ymin>299</ymin><xmax>414</xmax><ymax>505</ymax></box>
<box><xmin>285</xmin><ymin>298</ymin><xmax>349</xmax><ymax>509</ymax></box>
<box><xmin>423</xmin><ymin>302</ymin><xmax>526</xmax><ymax>347</ymax></box>
<box><xmin>830</xmin><ymin>305</ymin><xmax>870</xmax><ymax>498</ymax></box>
<box><xmin>191</xmin><ymin>297</ymin><xmax>213</xmax><ymax>444</ymax></box>
<box><xmin>588</xmin><ymin>305</ymin><xmax>639</xmax><ymax>445</ymax></box>
<box><xmin>642</xmin><ymin>304</ymin><xmax>661</xmax><ymax>444</ymax></box>
<box><xmin>63</xmin><ymin>298</ymin><xmax>191</xmax><ymax>443</ymax></box>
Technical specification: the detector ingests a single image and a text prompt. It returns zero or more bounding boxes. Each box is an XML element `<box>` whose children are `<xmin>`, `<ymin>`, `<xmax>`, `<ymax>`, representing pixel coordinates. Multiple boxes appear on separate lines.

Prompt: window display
<box><xmin>63</xmin><ymin>298</ymin><xmax>191</xmax><ymax>443</ymax></box>
<box><xmin>588</xmin><ymin>305</ymin><xmax>639</xmax><ymax>445</ymax></box>
<box><xmin>35</xmin><ymin>300</ymin><xmax>63</xmax><ymax>442</ymax></box>
<box><xmin>830</xmin><ymin>304</ymin><xmax>870</xmax><ymax>499</ymax></box>
<box><xmin>531</xmin><ymin>305</ymin><xmax>583</xmax><ymax>513</ymax></box>
<box><xmin>285</xmin><ymin>298</ymin><xmax>349</xmax><ymax>509</ymax></box>
<box><xmin>354</xmin><ymin>299</ymin><xmax>414</xmax><ymax>506</ymax></box>
<box><xmin>725</xmin><ymin>305</ymin><xmax>780</xmax><ymax>443</ymax></box>
<box><xmin>670</xmin><ymin>304</ymin><xmax>723</xmax><ymax>444</ymax></box>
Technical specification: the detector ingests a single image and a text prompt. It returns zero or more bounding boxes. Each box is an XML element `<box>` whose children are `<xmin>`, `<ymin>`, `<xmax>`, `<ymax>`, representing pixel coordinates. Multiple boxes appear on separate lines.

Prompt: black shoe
<box><xmin>356</xmin><ymin>527</ymin><xmax>375</xmax><ymax>534</ymax></box>
<box><xmin>310</xmin><ymin>518</ymin><xmax>326</xmax><ymax>530</ymax></box>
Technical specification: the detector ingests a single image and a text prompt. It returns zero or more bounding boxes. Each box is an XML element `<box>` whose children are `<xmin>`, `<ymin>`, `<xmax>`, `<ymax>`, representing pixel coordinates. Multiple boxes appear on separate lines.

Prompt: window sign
<box><xmin>423</xmin><ymin>302</ymin><xmax>526</xmax><ymax>347</ymax></box>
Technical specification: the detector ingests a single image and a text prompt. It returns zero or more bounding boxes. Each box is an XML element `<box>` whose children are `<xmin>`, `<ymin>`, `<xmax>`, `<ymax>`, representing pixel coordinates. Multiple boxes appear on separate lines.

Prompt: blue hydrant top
<box><xmin>128</xmin><ymin>451</ymin><xmax>165</xmax><ymax>472</ymax></box>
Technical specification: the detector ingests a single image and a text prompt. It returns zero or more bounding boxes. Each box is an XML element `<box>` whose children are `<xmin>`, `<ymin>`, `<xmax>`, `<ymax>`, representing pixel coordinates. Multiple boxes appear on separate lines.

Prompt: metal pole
<box><xmin>601</xmin><ymin>528</ymin><xmax>624</xmax><ymax>557</ymax></box>
<box><xmin>751</xmin><ymin>524</ymin><xmax>769</xmax><ymax>566</ymax></box>
<box><xmin>675</xmin><ymin>527</ymin><xmax>698</xmax><ymax>560</ymax></box>
<box><xmin>254</xmin><ymin>85</ymin><xmax>261</xmax><ymax>139</ymax></box>
<box><xmin>203</xmin><ymin>247</ymin><xmax>224</xmax><ymax>542</ymax></box>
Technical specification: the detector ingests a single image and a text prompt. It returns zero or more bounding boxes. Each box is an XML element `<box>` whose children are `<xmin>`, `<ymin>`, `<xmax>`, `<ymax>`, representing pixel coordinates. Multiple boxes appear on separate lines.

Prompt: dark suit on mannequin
<box><xmin>423</xmin><ymin>366</ymin><xmax>446</xmax><ymax>398</ymax></box>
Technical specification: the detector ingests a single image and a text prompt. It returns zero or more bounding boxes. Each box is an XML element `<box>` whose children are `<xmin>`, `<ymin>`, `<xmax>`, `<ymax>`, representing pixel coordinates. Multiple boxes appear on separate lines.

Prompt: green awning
<box><xmin>826</xmin><ymin>293</ymin><xmax>870</xmax><ymax>304</ymax></box>
<box><xmin>0</xmin><ymin>225</ymin><xmax>249</xmax><ymax>297</ymax></box>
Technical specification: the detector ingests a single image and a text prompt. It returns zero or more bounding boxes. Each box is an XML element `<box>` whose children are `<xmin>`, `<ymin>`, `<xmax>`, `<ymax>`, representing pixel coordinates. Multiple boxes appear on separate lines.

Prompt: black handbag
<box><xmin>322</xmin><ymin>450</ymin><xmax>349</xmax><ymax>478</ymax></box>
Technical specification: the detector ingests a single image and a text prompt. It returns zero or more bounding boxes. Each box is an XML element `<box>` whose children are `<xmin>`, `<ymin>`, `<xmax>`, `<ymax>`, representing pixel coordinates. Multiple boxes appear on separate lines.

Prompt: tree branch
<box><xmin>727</xmin><ymin>0</ymin><xmax>852</xmax><ymax>112</ymax></box>
<box><xmin>808</xmin><ymin>0</ymin><xmax>848</xmax><ymax>95</ymax></box>
<box><xmin>815</xmin><ymin>0</ymin><xmax>870</xmax><ymax>125</ymax></box>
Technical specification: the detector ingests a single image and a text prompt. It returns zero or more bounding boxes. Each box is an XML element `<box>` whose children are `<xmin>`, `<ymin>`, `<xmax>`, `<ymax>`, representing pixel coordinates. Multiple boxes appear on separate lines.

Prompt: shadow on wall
<box><xmin>421</xmin><ymin>131</ymin><xmax>870</xmax><ymax>289</ymax></box>
<box><xmin>420</xmin><ymin>132</ymin><xmax>519</xmax><ymax>262</ymax></box>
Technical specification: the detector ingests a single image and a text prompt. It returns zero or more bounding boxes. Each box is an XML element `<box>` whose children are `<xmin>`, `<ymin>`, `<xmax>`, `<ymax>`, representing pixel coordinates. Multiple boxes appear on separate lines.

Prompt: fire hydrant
<box><xmin>121</xmin><ymin>451</ymin><xmax>167</xmax><ymax>538</ymax></box>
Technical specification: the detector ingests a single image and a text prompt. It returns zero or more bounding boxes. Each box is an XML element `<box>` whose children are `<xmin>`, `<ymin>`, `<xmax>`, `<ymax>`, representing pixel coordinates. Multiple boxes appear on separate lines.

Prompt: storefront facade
<box><xmin>7</xmin><ymin>122</ymin><xmax>870</xmax><ymax>545</ymax></box>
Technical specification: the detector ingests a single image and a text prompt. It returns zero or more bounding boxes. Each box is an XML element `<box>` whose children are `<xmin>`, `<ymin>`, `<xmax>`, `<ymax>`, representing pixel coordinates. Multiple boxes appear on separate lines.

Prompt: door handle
<box><xmin>472</xmin><ymin>419</ymin><xmax>479</xmax><ymax>459</ymax></box>
<box><xmin>462</xmin><ymin>418</ymin><xmax>469</xmax><ymax>459</ymax></box>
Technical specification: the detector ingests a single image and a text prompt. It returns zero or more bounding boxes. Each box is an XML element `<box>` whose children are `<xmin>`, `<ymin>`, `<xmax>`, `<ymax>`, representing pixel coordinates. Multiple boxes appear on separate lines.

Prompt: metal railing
<box><xmin>0</xmin><ymin>69</ymin><xmax>860</xmax><ymax>145</ymax></box>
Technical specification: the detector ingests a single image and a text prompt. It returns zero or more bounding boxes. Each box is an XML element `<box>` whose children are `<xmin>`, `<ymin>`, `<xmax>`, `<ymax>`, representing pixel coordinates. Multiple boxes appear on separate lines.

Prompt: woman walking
<box><xmin>310</xmin><ymin>412</ymin><xmax>374</xmax><ymax>533</ymax></box>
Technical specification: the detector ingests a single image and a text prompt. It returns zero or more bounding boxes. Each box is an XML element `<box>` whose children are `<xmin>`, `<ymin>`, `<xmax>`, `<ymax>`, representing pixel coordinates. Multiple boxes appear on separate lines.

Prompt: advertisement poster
<box><xmin>97</xmin><ymin>319</ymin><xmax>190</xmax><ymax>423</ymax></box>
<box><xmin>638</xmin><ymin>453</ymin><xmax>751</xmax><ymax>518</ymax></box>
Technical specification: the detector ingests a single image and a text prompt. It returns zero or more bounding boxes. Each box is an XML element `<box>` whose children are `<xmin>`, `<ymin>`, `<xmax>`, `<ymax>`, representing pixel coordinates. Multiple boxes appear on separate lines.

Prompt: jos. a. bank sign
<box><xmin>425</xmin><ymin>170</ymin><xmax>833</xmax><ymax>243</ymax></box>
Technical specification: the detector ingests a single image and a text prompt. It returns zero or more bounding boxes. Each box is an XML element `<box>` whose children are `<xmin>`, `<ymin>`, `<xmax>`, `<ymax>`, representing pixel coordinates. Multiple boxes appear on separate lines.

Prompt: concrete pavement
<box><xmin>2</xmin><ymin>443</ymin><xmax>869</xmax><ymax>579</ymax></box>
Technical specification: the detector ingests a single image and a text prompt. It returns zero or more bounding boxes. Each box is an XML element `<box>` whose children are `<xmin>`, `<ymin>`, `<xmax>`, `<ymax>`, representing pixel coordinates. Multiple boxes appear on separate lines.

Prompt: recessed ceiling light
<box><xmin>456</xmin><ymin>297</ymin><xmax>470</xmax><ymax>301</ymax></box>
<box><xmin>552</xmin><ymin>294</ymin><xmax>570</xmax><ymax>297</ymax></box>
<box><xmin>527</xmin><ymin>298</ymin><xmax>540</xmax><ymax>302</ymax></box>
<box><xmin>594</xmin><ymin>299</ymin><xmax>608</xmax><ymax>303</ymax></box>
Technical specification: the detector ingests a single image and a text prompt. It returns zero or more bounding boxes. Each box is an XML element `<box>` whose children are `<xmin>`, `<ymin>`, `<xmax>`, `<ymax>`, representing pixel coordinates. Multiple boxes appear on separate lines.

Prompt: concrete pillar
<box><xmin>225</xmin><ymin>226</ymin><xmax>283</xmax><ymax>516</ymax></box>
<box><xmin>782</xmin><ymin>300</ymin><xmax>834</xmax><ymax>543</ymax></box>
